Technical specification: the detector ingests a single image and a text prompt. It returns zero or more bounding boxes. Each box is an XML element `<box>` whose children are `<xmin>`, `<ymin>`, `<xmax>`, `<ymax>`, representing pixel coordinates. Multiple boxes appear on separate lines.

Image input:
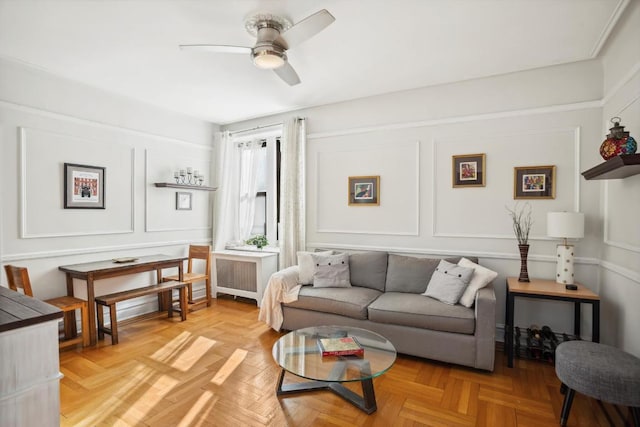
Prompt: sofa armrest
<box><xmin>474</xmin><ymin>282</ymin><xmax>496</xmax><ymax>371</ymax></box>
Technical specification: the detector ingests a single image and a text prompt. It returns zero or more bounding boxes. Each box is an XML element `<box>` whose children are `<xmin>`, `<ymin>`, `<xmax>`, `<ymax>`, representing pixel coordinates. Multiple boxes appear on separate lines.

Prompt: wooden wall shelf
<box><xmin>154</xmin><ymin>183</ymin><xmax>217</xmax><ymax>191</ymax></box>
<box><xmin>581</xmin><ymin>154</ymin><xmax>640</xmax><ymax>180</ymax></box>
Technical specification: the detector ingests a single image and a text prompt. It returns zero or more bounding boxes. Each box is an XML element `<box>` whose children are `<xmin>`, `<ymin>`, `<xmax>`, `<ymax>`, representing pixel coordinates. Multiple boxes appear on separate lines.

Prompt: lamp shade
<box><xmin>547</xmin><ymin>212</ymin><xmax>584</xmax><ymax>239</ymax></box>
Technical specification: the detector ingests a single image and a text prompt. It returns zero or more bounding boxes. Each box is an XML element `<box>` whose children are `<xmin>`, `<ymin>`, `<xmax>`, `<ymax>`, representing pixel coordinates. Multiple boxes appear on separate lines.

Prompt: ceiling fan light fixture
<box><xmin>252</xmin><ymin>48</ymin><xmax>286</xmax><ymax>69</ymax></box>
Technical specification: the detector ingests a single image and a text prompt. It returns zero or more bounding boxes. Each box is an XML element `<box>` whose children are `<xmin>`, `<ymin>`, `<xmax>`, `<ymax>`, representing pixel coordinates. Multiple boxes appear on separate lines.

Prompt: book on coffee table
<box><xmin>318</xmin><ymin>336</ymin><xmax>364</xmax><ymax>357</ymax></box>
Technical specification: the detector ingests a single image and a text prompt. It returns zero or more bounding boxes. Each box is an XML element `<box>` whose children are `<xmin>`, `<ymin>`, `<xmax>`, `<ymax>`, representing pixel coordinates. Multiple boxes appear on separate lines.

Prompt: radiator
<box><xmin>215</xmin><ymin>259</ymin><xmax>257</xmax><ymax>292</ymax></box>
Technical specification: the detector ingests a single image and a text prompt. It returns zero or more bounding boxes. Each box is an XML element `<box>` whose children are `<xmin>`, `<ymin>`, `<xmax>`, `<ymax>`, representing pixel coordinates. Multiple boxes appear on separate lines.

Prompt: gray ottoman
<box><xmin>555</xmin><ymin>340</ymin><xmax>640</xmax><ymax>426</ymax></box>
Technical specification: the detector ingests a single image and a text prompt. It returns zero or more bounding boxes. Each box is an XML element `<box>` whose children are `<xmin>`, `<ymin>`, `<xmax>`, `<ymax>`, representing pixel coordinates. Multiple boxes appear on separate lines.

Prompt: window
<box><xmin>238</xmin><ymin>135</ymin><xmax>280</xmax><ymax>245</ymax></box>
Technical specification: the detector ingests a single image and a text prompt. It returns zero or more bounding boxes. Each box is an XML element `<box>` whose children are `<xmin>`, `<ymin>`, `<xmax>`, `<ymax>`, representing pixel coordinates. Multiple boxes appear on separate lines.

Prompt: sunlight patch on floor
<box><xmin>170</xmin><ymin>335</ymin><xmax>217</xmax><ymax>372</ymax></box>
<box><xmin>177</xmin><ymin>390</ymin><xmax>218</xmax><ymax>427</ymax></box>
<box><xmin>151</xmin><ymin>331</ymin><xmax>192</xmax><ymax>362</ymax></box>
<box><xmin>211</xmin><ymin>348</ymin><xmax>249</xmax><ymax>385</ymax></box>
<box><xmin>121</xmin><ymin>371</ymin><xmax>180</xmax><ymax>422</ymax></box>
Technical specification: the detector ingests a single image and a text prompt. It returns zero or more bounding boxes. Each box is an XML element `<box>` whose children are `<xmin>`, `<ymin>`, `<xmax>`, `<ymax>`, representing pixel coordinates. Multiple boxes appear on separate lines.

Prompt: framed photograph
<box><xmin>452</xmin><ymin>153</ymin><xmax>486</xmax><ymax>187</ymax></box>
<box><xmin>348</xmin><ymin>176</ymin><xmax>380</xmax><ymax>206</ymax></box>
<box><xmin>514</xmin><ymin>165</ymin><xmax>556</xmax><ymax>199</ymax></box>
<box><xmin>63</xmin><ymin>163</ymin><xmax>105</xmax><ymax>209</ymax></box>
<box><xmin>176</xmin><ymin>192</ymin><xmax>192</xmax><ymax>210</ymax></box>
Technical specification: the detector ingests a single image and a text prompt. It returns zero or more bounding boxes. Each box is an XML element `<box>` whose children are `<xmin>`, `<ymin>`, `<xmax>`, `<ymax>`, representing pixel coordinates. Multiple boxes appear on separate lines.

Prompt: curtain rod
<box><xmin>228</xmin><ymin>122</ymin><xmax>282</xmax><ymax>136</ymax></box>
<box><xmin>227</xmin><ymin>117</ymin><xmax>306</xmax><ymax>136</ymax></box>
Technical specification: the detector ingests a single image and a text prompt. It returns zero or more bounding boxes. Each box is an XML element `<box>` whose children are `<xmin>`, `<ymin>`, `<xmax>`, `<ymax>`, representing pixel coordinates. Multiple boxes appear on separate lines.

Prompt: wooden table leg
<box><xmin>64</xmin><ymin>274</ymin><xmax>78</xmax><ymax>338</ymax></box>
<box><xmin>86</xmin><ymin>274</ymin><xmax>97</xmax><ymax>346</ymax></box>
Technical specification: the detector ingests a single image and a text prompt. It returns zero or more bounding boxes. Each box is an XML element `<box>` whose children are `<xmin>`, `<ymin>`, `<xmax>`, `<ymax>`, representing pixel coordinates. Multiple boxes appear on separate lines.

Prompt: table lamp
<box><xmin>547</xmin><ymin>212</ymin><xmax>584</xmax><ymax>286</ymax></box>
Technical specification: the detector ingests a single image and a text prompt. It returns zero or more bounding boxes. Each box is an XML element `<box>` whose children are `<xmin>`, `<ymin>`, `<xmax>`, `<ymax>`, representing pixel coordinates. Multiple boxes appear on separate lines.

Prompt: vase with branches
<box><xmin>506</xmin><ymin>203</ymin><xmax>533</xmax><ymax>282</ymax></box>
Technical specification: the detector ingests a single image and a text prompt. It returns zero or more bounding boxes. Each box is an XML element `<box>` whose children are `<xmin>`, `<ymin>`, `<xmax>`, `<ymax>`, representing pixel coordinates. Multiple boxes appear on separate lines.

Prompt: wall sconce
<box><xmin>600</xmin><ymin>117</ymin><xmax>637</xmax><ymax>160</ymax></box>
<box><xmin>547</xmin><ymin>212</ymin><xmax>584</xmax><ymax>287</ymax></box>
<box><xmin>174</xmin><ymin>167</ymin><xmax>204</xmax><ymax>186</ymax></box>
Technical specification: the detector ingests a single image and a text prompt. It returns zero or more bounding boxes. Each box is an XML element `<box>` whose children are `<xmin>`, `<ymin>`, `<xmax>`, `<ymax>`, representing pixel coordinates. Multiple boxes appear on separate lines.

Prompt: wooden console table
<box><xmin>504</xmin><ymin>277</ymin><xmax>600</xmax><ymax>368</ymax></box>
<box><xmin>59</xmin><ymin>254</ymin><xmax>186</xmax><ymax>346</ymax></box>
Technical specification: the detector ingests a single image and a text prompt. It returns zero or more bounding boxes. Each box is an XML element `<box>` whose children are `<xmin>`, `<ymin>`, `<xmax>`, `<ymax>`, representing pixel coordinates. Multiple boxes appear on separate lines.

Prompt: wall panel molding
<box><xmin>315</xmin><ymin>141</ymin><xmax>420</xmax><ymax>236</ymax></box>
<box><xmin>19</xmin><ymin>127</ymin><xmax>136</xmax><ymax>238</ymax></box>
<box><xmin>306</xmin><ymin>242</ymin><xmax>600</xmax><ymax>265</ymax></box>
<box><xmin>0</xmin><ymin>99</ymin><xmax>211</xmax><ymax>150</ymax></box>
<box><xmin>600</xmin><ymin>260</ymin><xmax>640</xmax><ymax>284</ymax></box>
<box><xmin>0</xmin><ymin>238</ymin><xmax>212</xmax><ymax>262</ymax></box>
<box><xmin>307</xmin><ymin>101</ymin><xmax>601</xmax><ymax>140</ymax></box>
<box><xmin>432</xmin><ymin>127</ymin><xmax>581</xmax><ymax>239</ymax></box>
<box><xmin>589</xmin><ymin>0</ymin><xmax>630</xmax><ymax>57</ymax></box>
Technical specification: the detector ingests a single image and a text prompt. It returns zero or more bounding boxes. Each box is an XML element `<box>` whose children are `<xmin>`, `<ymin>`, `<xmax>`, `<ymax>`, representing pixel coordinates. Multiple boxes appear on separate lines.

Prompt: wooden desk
<box><xmin>504</xmin><ymin>277</ymin><xmax>600</xmax><ymax>368</ymax></box>
<box><xmin>59</xmin><ymin>254</ymin><xmax>186</xmax><ymax>346</ymax></box>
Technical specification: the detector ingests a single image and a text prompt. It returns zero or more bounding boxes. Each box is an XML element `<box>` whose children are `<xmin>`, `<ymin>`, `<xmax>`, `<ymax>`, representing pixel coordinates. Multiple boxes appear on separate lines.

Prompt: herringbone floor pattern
<box><xmin>59</xmin><ymin>297</ymin><xmax>630</xmax><ymax>426</ymax></box>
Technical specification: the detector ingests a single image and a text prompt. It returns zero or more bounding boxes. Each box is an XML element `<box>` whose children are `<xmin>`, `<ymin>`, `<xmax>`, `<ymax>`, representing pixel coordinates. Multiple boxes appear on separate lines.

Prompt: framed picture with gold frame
<box><xmin>452</xmin><ymin>153</ymin><xmax>486</xmax><ymax>187</ymax></box>
<box><xmin>348</xmin><ymin>176</ymin><xmax>380</xmax><ymax>206</ymax></box>
<box><xmin>514</xmin><ymin>165</ymin><xmax>556</xmax><ymax>199</ymax></box>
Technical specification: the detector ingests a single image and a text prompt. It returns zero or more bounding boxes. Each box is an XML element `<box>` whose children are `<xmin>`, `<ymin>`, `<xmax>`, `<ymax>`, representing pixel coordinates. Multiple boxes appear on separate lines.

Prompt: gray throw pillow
<box><xmin>311</xmin><ymin>253</ymin><xmax>351</xmax><ymax>288</ymax></box>
<box><xmin>297</xmin><ymin>250</ymin><xmax>333</xmax><ymax>284</ymax></box>
<box><xmin>349</xmin><ymin>251</ymin><xmax>388</xmax><ymax>291</ymax></box>
<box><xmin>385</xmin><ymin>254</ymin><xmax>440</xmax><ymax>293</ymax></box>
<box><xmin>423</xmin><ymin>259</ymin><xmax>474</xmax><ymax>305</ymax></box>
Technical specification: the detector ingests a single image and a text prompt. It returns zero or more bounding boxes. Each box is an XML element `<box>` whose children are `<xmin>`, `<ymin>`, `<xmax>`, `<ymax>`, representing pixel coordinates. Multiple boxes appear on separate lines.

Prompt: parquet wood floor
<box><xmin>59</xmin><ymin>297</ymin><xmax>631</xmax><ymax>426</ymax></box>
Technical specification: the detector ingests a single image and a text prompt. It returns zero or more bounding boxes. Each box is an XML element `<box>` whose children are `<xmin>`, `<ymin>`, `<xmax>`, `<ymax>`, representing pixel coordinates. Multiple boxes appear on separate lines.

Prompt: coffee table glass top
<box><xmin>272</xmin><ymin>325</ymin><xmax>397</xmax><ymax>382</ymax></box>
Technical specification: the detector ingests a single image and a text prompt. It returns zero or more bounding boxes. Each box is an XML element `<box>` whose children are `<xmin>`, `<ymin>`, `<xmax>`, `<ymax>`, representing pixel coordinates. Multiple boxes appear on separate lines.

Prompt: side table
<box><xmin>505</xmin><ymin>277</ymin><xmax>600</xmax><ymax>368</ymax></box>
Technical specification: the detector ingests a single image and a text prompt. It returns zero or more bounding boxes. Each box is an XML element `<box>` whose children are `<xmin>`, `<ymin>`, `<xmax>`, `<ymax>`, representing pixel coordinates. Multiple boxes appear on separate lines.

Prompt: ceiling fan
<box><xmin>180</xmin><ymin>9</ymin><xmax>335</xmax><ymax>86</ymax></box>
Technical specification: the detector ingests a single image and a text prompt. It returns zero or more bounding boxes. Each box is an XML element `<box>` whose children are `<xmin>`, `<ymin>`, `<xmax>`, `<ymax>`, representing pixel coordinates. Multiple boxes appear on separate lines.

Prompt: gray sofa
<box><xmin>279</xmin><ymin>251</ymin><xmax>496</xmax><ymax>371</ymax></box>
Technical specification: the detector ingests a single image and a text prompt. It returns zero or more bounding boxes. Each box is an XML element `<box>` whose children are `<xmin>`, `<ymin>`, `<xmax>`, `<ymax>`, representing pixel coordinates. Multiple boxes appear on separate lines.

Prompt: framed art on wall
<box><xmin>452</xmin><ymin>153</ymin><xmax>486</xmax><ymax>187</ymax></box>
<box><xmin>63</xmin><ymin>163</ymin><xmax>105</xmax><ymax>209</ymax></box>
<box><xmin>514</xmin><ymin>165</ymin><xmax>556</xmax><ymax>199</ymax></box>
<box><xmin>176</xmin><ymin>192</ymin><xmax>192</xmax><ymax>210</ymax></box>
<box><xmin>348</xmin><ymin>176</ymin><xmax>380</xmax><ymax>206</ymax></box>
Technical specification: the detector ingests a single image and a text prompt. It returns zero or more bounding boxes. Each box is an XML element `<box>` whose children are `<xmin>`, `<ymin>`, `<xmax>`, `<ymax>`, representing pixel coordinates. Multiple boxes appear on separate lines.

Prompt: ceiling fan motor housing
<box><xmin>251</xmin><ymin>20</ymin><xmax>288</xmax><ymax>69</ymax></box>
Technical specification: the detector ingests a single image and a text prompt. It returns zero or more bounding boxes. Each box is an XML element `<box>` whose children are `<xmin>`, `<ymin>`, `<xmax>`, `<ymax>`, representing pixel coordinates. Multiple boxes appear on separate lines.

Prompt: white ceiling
<box><xmin>0</xmin><ymin>0</ymin><xmax>628</xmax><ymax>125</ymax></box>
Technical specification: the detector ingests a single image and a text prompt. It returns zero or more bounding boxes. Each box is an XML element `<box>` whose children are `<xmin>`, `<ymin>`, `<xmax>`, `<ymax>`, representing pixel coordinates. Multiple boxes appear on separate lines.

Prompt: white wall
<box><xmin>226</xmin><ymin>46</ymin><xmax>639</xmax><ymax>355</ymax></box>
<box><xmin>0</xmin><ymin>57</ymin><xmax>218</xmax><ymax>320</ymax></box>
<box><xmin>598</xmin><ymin>0</ymin><xmax>640</xmax><ymax>356</ymax></box>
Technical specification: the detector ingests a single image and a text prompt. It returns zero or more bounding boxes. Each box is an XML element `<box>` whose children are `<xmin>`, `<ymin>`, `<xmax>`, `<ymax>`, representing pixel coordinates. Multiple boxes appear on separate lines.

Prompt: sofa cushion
<box><xmin>349</xmin><ymin>251</ymin><xmax>388</xmax><ymax>291</ymax></box>
<box><xmin>458</xmin><ymin>257</ymin><xmax>498</xmax><ymax>308</ymax></box>
<box><xmin>297</xmin><ymin>250</ymin><xmax>333</xmax><ymax>284</ymax></box>
<box><xmin>284</xmin><ymin>286</ymin><xmax>382</xmax><ymax>320</ymax></box>
<box><xmin>423</xmin><ymin>260</ymin><xmax>474</xmax><ymax>305</ymax></box>
<box><xmin>385</xmin><ymin>254</ymin><xmax>440</xmax><ymax>294</ymax></box>
<box><xmin>311</xmin><ymin>253</ymin><xmax>351</xmax><ymax>288</ymax></box>
<box><xmin>367</xmin><ymin>292</ymin><xmax>475</xmax><ymax>334</ymax></box>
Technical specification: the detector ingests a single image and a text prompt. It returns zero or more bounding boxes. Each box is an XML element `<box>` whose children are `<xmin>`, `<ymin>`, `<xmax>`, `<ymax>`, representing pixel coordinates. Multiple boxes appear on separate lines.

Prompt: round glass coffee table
<box><xmin>272</xmin><ymin>325</ymin><xmax>397</xmax><ymax>414</ymax></box>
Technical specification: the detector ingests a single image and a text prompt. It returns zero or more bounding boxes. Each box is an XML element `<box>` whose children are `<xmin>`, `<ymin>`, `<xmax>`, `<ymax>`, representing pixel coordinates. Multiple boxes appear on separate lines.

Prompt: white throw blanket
<box><xmin>258</xmin><ymin>266</ymin><xmax>301</xmax><ymax>331</ymax></box>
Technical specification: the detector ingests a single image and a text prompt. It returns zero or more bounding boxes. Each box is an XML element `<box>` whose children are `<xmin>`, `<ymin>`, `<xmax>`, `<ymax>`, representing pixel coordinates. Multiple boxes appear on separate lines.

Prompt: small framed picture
<box><xmin>452</xmin><ymin>154</ymin><xmax>486</xmax><ymax>187</ymax></box>
<box><xmin>176</xmin><ymin>192</ymin><xmax>192</xmax><ymax>210</ymax></box>
<box><xmin>514</xmin><ymin>165</ymin><xmax>556</xmax><ymax>199</ymax></box>
<box><xmin>348</xmin><ymin>176</ymin><xmax>380</xmax><ymax>206</ymax></box>
<box><xmin>64</xmin><ymin>163</ymin><xmax>105</xmax><ymax>209</ymax></box>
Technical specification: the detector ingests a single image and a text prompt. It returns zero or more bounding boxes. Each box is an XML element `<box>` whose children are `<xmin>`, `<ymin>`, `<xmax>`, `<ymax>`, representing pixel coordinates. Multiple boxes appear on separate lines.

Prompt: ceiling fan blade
<box><xmin>179</xmin><ymin>44</ymin><xmax>251</xmax><ymax>54</ymax></box>
<box><xmin>273</xmin><ymin>62</ymin><xmax>301</xmax><ymax>86</ymax></box>
<box><xmin>278</xmin><ymin>9</ymin><xmax>335</xmax><ymax>49</ymax></box>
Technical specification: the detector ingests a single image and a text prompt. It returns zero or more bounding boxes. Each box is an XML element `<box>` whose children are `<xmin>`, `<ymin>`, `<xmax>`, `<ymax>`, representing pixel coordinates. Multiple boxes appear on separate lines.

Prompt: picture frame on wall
<box><xmin>176</xmin><ymin>192</ymin><xmax>192</xmax><ymax>210</ymax></box>
<box><xmin>514</xmin><ymin>165</ymin><xmax>556</xmax><ymax>199</ymax></box>
<box><xmin>63</xmin><ymin>163</ymin><xmax>105</xmax><ymax>209</ymax></box>
<box><xmin>452</xmin><ymin>153</ymin><xmax>486</xmax><ymax>187</ymax></box>
<box><xmin>348</xmin><ymin>176</ymin><xmax>380</xmax><ymax>206</ymax></box>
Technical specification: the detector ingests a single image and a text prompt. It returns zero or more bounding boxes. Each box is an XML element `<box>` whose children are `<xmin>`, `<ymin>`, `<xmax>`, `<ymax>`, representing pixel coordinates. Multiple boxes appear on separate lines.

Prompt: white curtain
<box><xmin>278</xmin><ymin>117</ymin><xmax>306</xmax><ymax>269</ymax></box>
<box><xmin>213</xmin><ymin>132</ymin><xmax>263</xmax><ymax>251</ymax></box>
<box><xmin>237</xmin><ymin>141</ymin><xmax>262</xmax><ymax>241</ymax></box>
<box><xmin>213</xmin><ymin>131</ymin><xmax>238</xmax><ymax>251</ymax></box>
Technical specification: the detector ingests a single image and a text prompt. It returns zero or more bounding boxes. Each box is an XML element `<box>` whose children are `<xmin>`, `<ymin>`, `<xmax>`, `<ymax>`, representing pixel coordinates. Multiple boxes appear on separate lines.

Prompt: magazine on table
<box><xmin>317</xmin><ymin>336</ymin><xmax>364</xmax><ymax>357</ymax></box>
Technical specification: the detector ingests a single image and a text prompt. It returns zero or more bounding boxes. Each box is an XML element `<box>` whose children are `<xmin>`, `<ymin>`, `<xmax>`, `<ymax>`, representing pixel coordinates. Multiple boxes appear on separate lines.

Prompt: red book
<box><xmin>318</xmin><ymin>336</ymin><xmax>364</xmax><ymax>357</ymax></box>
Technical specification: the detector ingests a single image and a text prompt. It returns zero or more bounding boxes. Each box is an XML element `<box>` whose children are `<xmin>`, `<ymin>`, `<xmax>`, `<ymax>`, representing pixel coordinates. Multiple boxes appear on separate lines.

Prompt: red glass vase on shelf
<box><xmin>599</xmin><ymin>117</ymin><xmax>637</xmax><ymax>160</ymax></box>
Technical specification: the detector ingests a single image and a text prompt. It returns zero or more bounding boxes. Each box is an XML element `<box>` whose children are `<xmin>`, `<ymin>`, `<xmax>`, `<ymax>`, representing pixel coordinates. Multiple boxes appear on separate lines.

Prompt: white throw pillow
<box><xmin>311</xmin><ymin>253</ymin><xmax>351</xmax><ymax>288</ymax></box>
<box><xmin>297</xmin><ymin>250</ymin><xmax>333</xmax><ymax>284</ymax></box>
<box><xmin>458</xmin><ymin>257</ymin><xmax>498</xmax><ymax>308</ymax></box>
<box><xmin>423</xmin><ymin>259</ymin><xmax>473</xmax><ymax>305</ymax></box>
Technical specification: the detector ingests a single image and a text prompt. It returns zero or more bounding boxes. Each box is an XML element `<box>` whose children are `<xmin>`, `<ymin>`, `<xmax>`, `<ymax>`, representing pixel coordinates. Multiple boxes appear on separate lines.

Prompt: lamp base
<box><xmin>556</xmin><ymin>244</ymin><xmax>575</xmax><ymax>285</ymax></box>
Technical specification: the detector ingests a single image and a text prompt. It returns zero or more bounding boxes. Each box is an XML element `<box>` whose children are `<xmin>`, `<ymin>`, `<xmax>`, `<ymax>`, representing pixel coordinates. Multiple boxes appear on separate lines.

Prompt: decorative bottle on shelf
<box><xmin>518</xmin><ymin>244</ymin><xmax>530</xmax><ymax>282</ymax></box>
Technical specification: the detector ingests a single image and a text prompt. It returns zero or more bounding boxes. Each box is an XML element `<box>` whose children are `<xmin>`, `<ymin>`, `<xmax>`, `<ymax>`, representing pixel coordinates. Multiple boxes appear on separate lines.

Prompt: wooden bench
<box><xmin>95</xmin><ymin>281</ymin><xmax>187</xmax><ymax>345</ymax></box>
